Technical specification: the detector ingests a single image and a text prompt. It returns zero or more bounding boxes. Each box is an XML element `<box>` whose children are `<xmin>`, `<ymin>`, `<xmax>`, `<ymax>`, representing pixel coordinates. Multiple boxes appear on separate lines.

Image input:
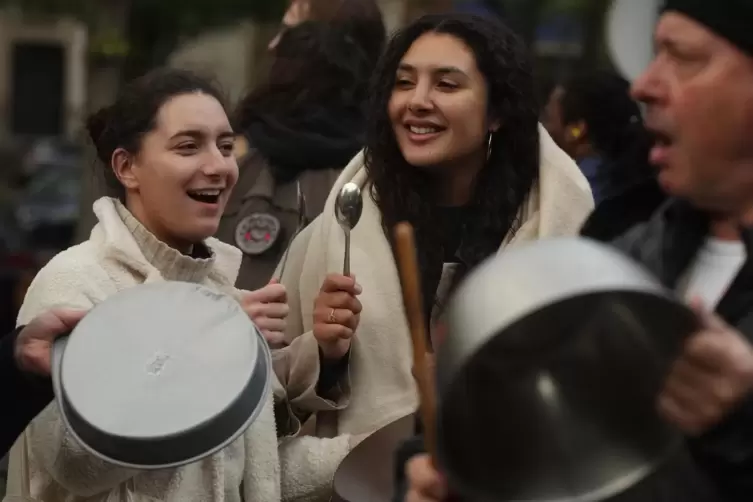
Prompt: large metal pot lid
<box><xmin>52</xmin><ymin>281</ymin><xmax>270</xmax><ymax>470</ymax></box>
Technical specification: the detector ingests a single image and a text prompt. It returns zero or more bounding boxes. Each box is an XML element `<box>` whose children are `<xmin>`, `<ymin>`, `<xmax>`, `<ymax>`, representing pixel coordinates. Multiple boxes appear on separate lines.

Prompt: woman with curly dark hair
<box><xmin>274</xmin><ymin>13</ymin><xmax>594</xmax><ymax>439</ymax></box>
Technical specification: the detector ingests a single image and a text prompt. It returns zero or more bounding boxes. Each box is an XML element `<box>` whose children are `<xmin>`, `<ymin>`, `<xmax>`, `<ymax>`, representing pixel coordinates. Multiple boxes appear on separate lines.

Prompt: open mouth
<box><xmin>186</xmin><ymin>189</ymin><xmax>222</xmax><ymax>204</ymax></box>
<box><xmin>647</xmin><ymin>129</ymin><xmax>674</xmax><ymax>165</ymax></box>
<box><xmin>651</xmin><ymin>130</ymin><xmax>672</xmax><ymax>147</ymax></box>
<box><xmin>406</xmin><ymin>124</ymin><xmax>444</xmax><ymax>135</ymax></box>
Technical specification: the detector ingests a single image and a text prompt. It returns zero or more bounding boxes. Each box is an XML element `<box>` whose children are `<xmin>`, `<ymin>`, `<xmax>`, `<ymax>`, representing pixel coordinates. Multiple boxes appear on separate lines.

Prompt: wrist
<box><xmin>12</xmin><ymin>325</ymin><xmax>29</xmax><ymax>372</ymax></box>
<box><xmin>319</xmin><ymin>346</ymin><xmax>349</xmax><ymax>365</ymax></box>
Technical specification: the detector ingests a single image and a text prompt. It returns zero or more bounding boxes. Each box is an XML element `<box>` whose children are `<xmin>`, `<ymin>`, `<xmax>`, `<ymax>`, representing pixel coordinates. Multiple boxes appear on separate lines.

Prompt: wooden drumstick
<box><xmin>393</xmin><ymin>222</ymin><xmax>438</xmax><ymax>461</ymax></box>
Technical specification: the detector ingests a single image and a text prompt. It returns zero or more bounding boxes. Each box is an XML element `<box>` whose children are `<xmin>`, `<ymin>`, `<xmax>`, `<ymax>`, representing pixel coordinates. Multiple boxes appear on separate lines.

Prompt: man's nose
<box><xmin>631</xmin><ymin>61</ymin><xmax>661</xmax><ymax>104</ymax></box>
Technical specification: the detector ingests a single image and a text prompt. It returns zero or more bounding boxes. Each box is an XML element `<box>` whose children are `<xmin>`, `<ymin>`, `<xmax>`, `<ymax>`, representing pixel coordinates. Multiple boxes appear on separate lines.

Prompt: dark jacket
<box><xmin>580</xmin><ymin>177</ymin><xmax>667</xmax><ymax>242</ymax></box>
<box><xmin>1</xmin><ymin>326</ymin><xmax>54</xmax><ymax>456</ymax></box>
<box><xmin>215</xmin><ymin>148</ymin><xmax>341</xmax><ymax>291</ymax></box>
<box><xmin>615</xmin><ymin>198</ymin><xmax>753</xmax><ymax>502</ymax></box>
<box><xmin>394</xmin><ymin>198</ymin><xmax>753</xmax><ymax>502</ymax></box>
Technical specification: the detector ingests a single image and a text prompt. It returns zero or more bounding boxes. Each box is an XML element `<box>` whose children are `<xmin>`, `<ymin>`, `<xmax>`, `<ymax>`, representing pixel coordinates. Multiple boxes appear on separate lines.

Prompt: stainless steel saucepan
<box><xmin>436</xmin><ymin>237</ymin><xmax>698</xmax><ymax>502</ymax></box>
<box><xmin>51</xmin><ymin>281</ymin><xmax>271</xmax><ymax>469</ymax></box>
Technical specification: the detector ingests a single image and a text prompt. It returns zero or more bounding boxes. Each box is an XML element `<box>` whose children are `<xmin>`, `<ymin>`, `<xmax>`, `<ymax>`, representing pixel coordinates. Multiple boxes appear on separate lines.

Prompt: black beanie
<box><xmin>663</xmin><ymin>0</ymin><xmax>753</xmax><ymax>56</ymax></box>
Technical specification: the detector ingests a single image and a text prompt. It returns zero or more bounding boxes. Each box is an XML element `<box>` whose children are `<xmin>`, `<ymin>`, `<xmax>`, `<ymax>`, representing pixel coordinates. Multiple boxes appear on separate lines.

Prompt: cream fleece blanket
<box><xmin>279</xmin><ymin>125</ymin><xmax>595</xmax><ymax>436</ymax></box>
<box><xmin>6</xmin><ymin>197</ymin><xmax>352</xmax><ymax>502</ymax></box>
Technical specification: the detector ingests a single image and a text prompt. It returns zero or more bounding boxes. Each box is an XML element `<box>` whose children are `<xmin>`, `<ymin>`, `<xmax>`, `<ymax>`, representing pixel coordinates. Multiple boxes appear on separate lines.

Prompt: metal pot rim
<box><xmin>50</xmin><ymin>282</ymin><xmax>272</xmax><ymax>470</ymax></box>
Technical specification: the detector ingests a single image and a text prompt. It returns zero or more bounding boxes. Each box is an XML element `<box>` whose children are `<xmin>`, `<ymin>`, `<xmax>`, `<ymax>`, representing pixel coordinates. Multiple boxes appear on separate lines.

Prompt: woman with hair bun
<box><xmin>5</xmin><ymin>68</ymin><xmax>355</xmax><ymax>502</ymax></box>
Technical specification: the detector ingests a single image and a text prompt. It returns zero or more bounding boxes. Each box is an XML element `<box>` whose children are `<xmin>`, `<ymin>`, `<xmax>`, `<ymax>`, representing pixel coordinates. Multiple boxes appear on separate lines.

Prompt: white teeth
<box><xmin>409</xmin><ymin>125</ymin><xmax>439</xmax><ymax>134</ymax></box>
<box><xmin>191</xmin><ymin>189</ymin><xmax>221</xmax><ymax>196</ymax></box>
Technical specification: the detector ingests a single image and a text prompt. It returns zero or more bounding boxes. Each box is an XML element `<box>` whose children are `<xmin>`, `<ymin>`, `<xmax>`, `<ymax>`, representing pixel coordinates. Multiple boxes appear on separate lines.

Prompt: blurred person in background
<box><xmin>268</xmin><ymin>0</ymin><xmax>385</xmax><ymax>63</ymax></box>
<box><xmin>218</xmin><ymin>0</ymin><xmax>384</xmax><ymax>293</ymax></box>
<box><xmin>542</xmin><ymin>71</ymin><xmax>667</xmax><ymax>241</ymax></box>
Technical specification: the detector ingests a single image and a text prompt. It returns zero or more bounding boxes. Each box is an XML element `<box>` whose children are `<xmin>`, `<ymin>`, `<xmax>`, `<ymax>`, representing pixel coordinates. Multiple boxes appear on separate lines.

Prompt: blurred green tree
<box><xmin>0</xmin><ymin>0</ymin><xmax>286</xmax><ymax>77</ymax></box>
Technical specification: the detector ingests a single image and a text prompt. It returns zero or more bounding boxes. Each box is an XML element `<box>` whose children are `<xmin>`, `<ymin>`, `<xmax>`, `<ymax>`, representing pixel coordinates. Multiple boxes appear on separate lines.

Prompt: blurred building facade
<box><xmin>0</xmin><ymin>10</ymin><xmax>87</xmax><ymax>144</ymax></box>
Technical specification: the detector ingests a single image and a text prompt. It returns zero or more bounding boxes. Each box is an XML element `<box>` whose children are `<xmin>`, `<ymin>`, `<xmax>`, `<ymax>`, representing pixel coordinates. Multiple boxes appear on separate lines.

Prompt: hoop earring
<box><xmin>486</xmin><ymin>133</ymin><xmax>493</xmax><ymax>160</ymax></box>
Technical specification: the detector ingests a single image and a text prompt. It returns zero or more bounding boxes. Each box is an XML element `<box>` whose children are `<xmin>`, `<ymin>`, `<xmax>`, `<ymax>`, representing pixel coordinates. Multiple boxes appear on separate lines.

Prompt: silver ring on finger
<box><xmin>328</xmin><ymin>308</ymin><xmax>337</xmax><ymax>323</ymax></box>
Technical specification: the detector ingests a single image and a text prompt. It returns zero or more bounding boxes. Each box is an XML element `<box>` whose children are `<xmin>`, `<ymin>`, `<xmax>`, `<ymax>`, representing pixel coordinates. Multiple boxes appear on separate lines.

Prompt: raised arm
<box><xmin>10</xmin><ymin>258</ymin><xmax>140</xmax><ymax>497</ymax></box>
<box><xmin>270</xmin><ymin>220</ymin><xmax>352</xmax><ymax>429</ymax></box>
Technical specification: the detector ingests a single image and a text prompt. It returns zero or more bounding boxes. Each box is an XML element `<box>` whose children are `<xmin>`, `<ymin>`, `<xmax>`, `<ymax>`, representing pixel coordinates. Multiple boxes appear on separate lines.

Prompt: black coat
<box><xmin>0</xmin><ymin>326</ymin><xmax>53</xmax><ymax>456</ymax></box>
<box><xmin>615</xmin><ymin>199</ymin><xmax>753</xmax><ymax>502</ymax></box>
<box><xmin>581</xmin><ymin>176</ymin><xmax>667</xmax><ymax>243</ymax></box>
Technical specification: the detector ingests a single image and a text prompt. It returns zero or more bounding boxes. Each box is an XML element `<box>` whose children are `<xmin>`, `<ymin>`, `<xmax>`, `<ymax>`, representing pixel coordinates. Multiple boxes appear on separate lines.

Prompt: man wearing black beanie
<box><xmin>623</xmin><ymin>2</ymin><xmax>753</xmax><ymax>502</ymax></box>
<box><xmin>401</xmin><ymin>3</ymin><xmax>753</xmax><ymax>502</ymax></box>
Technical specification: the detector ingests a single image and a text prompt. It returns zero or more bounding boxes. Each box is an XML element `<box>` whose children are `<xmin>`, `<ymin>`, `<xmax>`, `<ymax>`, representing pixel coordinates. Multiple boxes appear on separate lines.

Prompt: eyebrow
<box><xmin>397</xmin><ymin>63</ymin><xmax>468</xmax><ymax>77</ymax></box>
<box><xmin>655</xmin><ymin>33</ymin><xmax>698</xmax><ymax>53</ymax></box>
<box><xmin>170</xmin><ymin>129</ymin><xmax>235</xmax><ymax>140</ymax></box>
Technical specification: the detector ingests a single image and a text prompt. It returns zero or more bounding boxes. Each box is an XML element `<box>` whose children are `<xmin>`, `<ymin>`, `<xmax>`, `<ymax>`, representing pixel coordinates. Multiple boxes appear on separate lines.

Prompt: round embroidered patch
<box><xmin>234</xmin><ymin>212</ymin><xmax>281</xmax><ymax>255</ymax></box>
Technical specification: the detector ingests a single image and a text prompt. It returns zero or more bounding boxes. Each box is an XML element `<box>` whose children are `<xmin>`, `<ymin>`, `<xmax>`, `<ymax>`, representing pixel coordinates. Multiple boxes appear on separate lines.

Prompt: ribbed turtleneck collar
<box><xmin>112</xmin><ymin>200</ymin><xmax>217</xmax><ymax>283</ymax></box>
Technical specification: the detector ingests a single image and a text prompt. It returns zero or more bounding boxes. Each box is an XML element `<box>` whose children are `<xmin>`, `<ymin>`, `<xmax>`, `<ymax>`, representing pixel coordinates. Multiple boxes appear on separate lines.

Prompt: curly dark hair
<box><xmin>364</xmin><ymin>13</ymin><xmax>540</xmax><ymax>281</ymax></box>
<box><xmin>560</xmin><ymin>71</ymin><xmax>646</xmax><ymax>160</ymax></box>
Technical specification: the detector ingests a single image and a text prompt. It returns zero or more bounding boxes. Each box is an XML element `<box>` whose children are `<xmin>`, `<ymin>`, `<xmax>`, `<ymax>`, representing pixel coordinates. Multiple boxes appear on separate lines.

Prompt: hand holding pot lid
<box><xmin>435</xmin><ymin>237</ymin><xmax>699</xmax><ymax>502</ymax></box>
<box><xmin>15</xmin><ymin>308</ymin><xmax>88</xmax><ymax>376</ymax></box>
<box><xmin>52</xmin><ymin>281</ymin><xmax>271</xmax><ymax>470</ymax></box>
<box><xmin>238</xmin><ymin>281</ymin><xmax>289</xmax><ymax>346</ymax></box>
<box><xmin>659</xmin><ymin>298</ymin><xmax>753</xmax><ymax>436</ymax></box>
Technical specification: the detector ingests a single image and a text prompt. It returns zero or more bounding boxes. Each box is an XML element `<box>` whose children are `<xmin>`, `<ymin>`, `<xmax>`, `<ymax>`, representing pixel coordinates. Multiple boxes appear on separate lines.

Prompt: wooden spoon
<box><xmin>393</xmin><ymin>222</ymin><xmax>438</xmax><ymax>461</ymax></box>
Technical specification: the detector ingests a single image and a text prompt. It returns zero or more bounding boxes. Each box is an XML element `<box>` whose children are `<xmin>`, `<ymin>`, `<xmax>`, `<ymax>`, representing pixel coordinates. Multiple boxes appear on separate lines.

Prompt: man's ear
<box><xmin>111</xmin><ymin>148</ymin><xmax>139</xmax><ymax>191</ymax></box>
<box><xmin>489</xmin><ymin>118</ymin><xmax>501</xmax><ymax>133</ymax></box>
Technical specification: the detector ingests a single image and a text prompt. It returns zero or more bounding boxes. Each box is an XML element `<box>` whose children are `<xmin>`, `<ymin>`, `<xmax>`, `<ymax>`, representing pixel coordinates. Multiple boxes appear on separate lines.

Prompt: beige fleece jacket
<box><xmin>6</xmin><ymin>197</ymin><xmax>352</xmax><ymax>502</ymax></box>
<box><xmin>277</xmin><ymin>125</ymin><xmax>595</xmax><ymax>437</ymax></box>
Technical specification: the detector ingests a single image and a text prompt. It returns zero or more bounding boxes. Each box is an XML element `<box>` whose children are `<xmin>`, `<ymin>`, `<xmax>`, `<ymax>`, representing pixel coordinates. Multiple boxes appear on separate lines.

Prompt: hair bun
<box><xmin>86</xmin><ymin>106</ymin><xmax>114</xmax><ymax>165</ymax></box>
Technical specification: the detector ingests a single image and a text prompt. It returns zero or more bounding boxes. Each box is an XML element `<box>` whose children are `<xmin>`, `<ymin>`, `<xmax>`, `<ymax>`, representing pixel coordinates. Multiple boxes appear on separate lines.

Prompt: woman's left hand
<box><xmin>239</xmin><ymin>280</ymin><xmax>289</xmax><ymax>346</ymax></box>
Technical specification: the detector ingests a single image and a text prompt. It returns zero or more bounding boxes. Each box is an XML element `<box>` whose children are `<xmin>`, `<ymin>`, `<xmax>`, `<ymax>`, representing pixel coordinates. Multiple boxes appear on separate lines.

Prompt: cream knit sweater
<box><xmin>278</xmin><ymin>126</ymin><xmax>595</xmax><ymax>437</ymax></box>
<box><xmin>6</xmin><ymin>197</ymin><xmax>352</xmax><ymax>502</ymax></box>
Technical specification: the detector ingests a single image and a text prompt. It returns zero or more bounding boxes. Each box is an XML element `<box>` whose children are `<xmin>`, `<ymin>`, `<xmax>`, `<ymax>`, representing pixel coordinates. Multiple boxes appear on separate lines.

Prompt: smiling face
<box><xmin>631</xmin><ymin>12</ymin><xmax>753</xmax><ymax>213</ymax></box>
<box><xmin>388</xmin><ymin>32</ymin><xmax>497</xmax><ymax>174</ymax></box>
<box><xmin>112</xmin><ymin>92</ymin><xmax>239</xmax><ymax>251</ymax></box>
